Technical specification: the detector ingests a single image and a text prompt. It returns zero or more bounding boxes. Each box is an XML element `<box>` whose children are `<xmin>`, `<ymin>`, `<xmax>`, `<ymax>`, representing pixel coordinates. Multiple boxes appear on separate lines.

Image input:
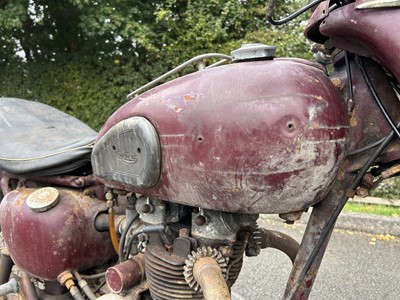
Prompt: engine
<box><xmin>0</xmin><ymin>186</ymin><xmax>264</xmax><ymax>300</ymax></box>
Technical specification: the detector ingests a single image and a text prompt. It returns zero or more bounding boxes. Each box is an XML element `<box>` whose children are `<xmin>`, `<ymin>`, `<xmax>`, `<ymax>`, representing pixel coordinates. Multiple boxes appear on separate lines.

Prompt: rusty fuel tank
<box><xmin>0</xmin><ymin>187</ymin><xmax>116</xmax><ymax>280</ymax></box>
<box><xmin>92</xmin><ymin>58</ymin><xmax>349</xmax><ymax>214</ymax></box>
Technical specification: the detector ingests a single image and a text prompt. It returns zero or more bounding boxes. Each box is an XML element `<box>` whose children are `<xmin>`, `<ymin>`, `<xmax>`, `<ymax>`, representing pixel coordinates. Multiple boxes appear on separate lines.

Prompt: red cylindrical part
<box><xmin>106</xmin><ymin>254</ymin><xmax>145</xmax><ymax>293</ymax></box>
<box><xmin>0</xmin><ymin>188</ymin><xmax>116</xmax><ymax>280</ymax></box>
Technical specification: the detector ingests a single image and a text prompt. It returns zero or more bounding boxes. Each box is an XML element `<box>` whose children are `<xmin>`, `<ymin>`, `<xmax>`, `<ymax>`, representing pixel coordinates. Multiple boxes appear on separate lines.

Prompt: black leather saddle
<box><xmin>0</xmin><ymin>98</ymin><xmax>97</xmax><ymax>176</ymax></box>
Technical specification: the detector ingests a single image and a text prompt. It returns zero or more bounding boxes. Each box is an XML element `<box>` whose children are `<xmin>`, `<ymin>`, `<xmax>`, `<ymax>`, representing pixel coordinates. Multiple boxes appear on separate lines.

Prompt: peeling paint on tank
<box><xmin>184</xmin><ymin>93</ymin><xmax>201</xmax><ymax>101</ymax></box>
<box><xmin>97</xmin><ymin>58</ymin><xmax>349</xmax><ymax>213</ymax></box>
<box><xmin>166</xmin><ymin>103</ymin><xmax>183</xmax><ymax>113</ymax></box>
<box><xmin>308</xmin><ymin>101</ymin><xmax>328</xmax><ymax>126</ymax></box>
<box><xmin>245</xmin><ymin>139</ymin><xmax>347</xmax><ymax>212</ymax></box>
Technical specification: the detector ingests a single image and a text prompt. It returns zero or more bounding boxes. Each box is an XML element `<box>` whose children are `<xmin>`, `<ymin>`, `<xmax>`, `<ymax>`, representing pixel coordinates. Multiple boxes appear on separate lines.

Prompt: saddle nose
<box><xmin>0</xmin><ymin>97</ymin><xmax>97</xmax><ymax>176</ymax></box>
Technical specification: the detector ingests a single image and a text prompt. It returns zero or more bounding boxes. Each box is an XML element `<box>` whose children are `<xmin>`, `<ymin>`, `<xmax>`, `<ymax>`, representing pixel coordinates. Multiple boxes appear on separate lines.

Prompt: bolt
<box><xmin>357</xmin><ymin>187</ymin><xmax>369</xmax><ymax>198</ymax></box>
<box><xmin>347</xmin><ymin>98</ymin><xmax>354</xmax><ymax>114</ymax></box>
<box><xmin>57</xmin><ymin>271</ymin><xmax>75</xmax><ymax>290</ymax></box>
<box><xmin>362</xmin><ymin>173</ymin><xmax>375</xmax><ymax>187</ymax></box>
<box><xmin>246</xmin><ymin>248</ymin><xmax>257</xmax><ymax>257</ymax></box>
<box><xmin>279</xmin><ymin>210</ymin><xmax>304</xmax><ymax>223</ymax></box>
<box><xmin>137</xmin><ymin>233</ymin><xmax>147</xmax><ymax>243</ymax></box>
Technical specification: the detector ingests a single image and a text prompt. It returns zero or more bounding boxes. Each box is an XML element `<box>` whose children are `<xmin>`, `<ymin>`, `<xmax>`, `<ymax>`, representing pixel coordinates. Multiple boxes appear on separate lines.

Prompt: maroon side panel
<box><xmin>320</xmin><ymin>3</ymin><xmax>400</xmax><ymax>82</ymax></box>
<box><xmin>331</xmin><ymin>57</ymin><xmax>400</xmax><ymax>170</ymax></box>
<box><xmin>0</xmin><ymin>188</ymin><xmax>116</xmax><ymax>280</ymax></box>
<box><xmin>96</xmin><ymin>59</ymin><xmax>348</xmax><ymax>214</ymax></box>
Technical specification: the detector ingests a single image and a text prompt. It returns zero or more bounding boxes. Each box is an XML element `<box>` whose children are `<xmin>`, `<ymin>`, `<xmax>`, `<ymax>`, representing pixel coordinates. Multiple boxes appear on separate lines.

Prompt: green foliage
<box><xmin>372</xmin><ymin>177</ymin><xmax>400</xmax><ymax>200</ymax></box>
<box><xmin>155</xmin><ymin>0</ymin><xmax>256</xmax><ymax>63</ymax></box>
<box><xmin>0</xmin><ymin>55</ymin><xmax>154</xmax><ymax>129</ymax></box>
<box><xmin>252</xmin><ymin>0</ymin><xmax>313</xmax><ymax>58</ymax></box>
<box><xmin>154</xmin><ymin>0</ymin><xmax>312</xmax><ymax>64</ymax></box>
<box><xmin>0</xmin><ymin>0</ymin><xmax>314</xmax><ymax>130</ymax></box>
<box><xmin>0</xmin><ymin>0</ymin><xmax>164</xmax><ymax>62</ymax></box>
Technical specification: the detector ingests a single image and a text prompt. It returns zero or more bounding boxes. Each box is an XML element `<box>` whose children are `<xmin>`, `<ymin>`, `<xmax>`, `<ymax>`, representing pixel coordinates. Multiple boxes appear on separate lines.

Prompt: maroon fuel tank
<box><xmin>93</xmin><ymin>59</ymin><xmax>349</xmax><ymax>214</ymax></box>
<box><xmin>0</xmin><ymin>187</ymin><xmax>116</xmax><ymax>280</ymax></box>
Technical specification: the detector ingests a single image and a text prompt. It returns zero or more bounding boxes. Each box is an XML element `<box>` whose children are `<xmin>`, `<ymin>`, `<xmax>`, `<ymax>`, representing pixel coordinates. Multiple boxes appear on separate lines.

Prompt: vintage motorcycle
<box><xmin>0</xmin><ymin>0</ymin><xmax>399</xmax><ymax>299</ymax></box>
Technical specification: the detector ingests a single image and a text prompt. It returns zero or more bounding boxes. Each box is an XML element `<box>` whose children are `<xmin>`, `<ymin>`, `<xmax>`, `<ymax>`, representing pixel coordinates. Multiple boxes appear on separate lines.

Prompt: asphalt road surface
<box><xmin>232</xmin><ymin>214</ymin><xmax>400</xmax><ymax>300</ymax></box>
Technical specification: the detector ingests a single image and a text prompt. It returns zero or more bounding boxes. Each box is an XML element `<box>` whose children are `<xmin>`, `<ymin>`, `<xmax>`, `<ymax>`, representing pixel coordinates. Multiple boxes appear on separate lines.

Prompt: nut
<box><xmin>57</xmin><ymin>271</ymin><xmax>75</xmax><ymax>290</ymax></box>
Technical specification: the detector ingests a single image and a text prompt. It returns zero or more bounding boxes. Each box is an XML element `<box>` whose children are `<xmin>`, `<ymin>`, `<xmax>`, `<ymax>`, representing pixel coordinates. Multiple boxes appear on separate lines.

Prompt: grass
<box><xmin>343</xmin><ymin>202</ymin><xmax>400</xmax><ymax>217</ymax></box>
<box><xmin>342</xmin><ymin>176</ymin><xmax>400</xmax><ymax>217</ymax></box>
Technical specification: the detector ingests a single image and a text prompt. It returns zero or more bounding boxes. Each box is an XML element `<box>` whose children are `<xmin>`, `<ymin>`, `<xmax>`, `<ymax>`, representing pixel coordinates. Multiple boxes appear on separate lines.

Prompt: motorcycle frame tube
<box><xmin>0</xmin><ymin>172</ymin><xmax>100</xmax><ymax>197</ymax></box>
<box><xmin>105</xmin><ymin>254</ymin><xmax>145</xmax><ymax>294</ymax></box>
<box><xmin>283</xmin><ymin>170</ymin><xmax>354</xmax><ymax>299</ymax></box>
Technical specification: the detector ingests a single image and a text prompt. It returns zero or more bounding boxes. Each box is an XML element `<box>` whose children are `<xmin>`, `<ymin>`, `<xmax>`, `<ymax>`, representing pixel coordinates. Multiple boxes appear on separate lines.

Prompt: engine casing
<box><xmin>93</xmin><ymin>58</ymin><xmax>349</xmax><ymax>214</ymax></box>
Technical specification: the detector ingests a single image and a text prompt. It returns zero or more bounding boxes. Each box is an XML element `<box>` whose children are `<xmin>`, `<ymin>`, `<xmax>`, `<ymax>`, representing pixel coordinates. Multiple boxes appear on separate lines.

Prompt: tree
<box><xmin>0</xmin><ymin>0</ymin><xmax>163</xmax><ymax>62</ymax></box>
<box><xmin>0</xmin><ymin>0</ymin><xmax>312</xmax><ymax>129</ymax></box>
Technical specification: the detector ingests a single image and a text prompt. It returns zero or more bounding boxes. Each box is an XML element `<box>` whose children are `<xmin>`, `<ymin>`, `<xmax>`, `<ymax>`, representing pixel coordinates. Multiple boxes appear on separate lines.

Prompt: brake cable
<box><xmin>266</xmin><ymin>0</ymin><xmax>325</xmax><ymax>25</ymax></box>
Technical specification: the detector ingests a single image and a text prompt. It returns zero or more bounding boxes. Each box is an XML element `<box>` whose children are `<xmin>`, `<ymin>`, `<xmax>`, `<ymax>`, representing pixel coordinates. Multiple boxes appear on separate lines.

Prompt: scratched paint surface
<box><xmin>0</xmin><ymin>188</ymin><xmax>115</xmax><ymax>280</ymax></box>
<box><xmin>95</xmin><ymin>59</ymin><xmax>349</xmax><ymax>213</ymax></box>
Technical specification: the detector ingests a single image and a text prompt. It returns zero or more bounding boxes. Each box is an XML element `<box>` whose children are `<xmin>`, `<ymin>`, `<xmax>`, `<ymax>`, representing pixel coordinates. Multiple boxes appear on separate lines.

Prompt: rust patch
<box><xmin>56</xmin><ymin>238</ymin><xmax>64</xmax><ymax>248</ymax></box>
<box><xmin>167</xmin><ymin>103</ymin><xmax>183</xmax><ymax>113</ymax></box>
<box><xmin>350</xmin><ymin>110</ymin><xmax>358</xmax><ymax>127</ymax></box>
<box><xmin>64</xmin><ymin>208</ymin><xmax>76</xmax><ymax>226</ymax></box>
<box><xmin>174</xmin><ymin>106</ymin><xmax>182</xmax><ymax>113</ymax></box>
<box><xmin>184</xmin><ymin>94</ymin><xmax>197</xmax><ymax>101</ymax></box>
<box><xmin>15</xmin><ymin>196</ymin><xmax>25</xmax><ymax>206</ymax></box>
<box><xmin>231</xmin><ymin>186</ymin><xmax>239</xmax><ymax>193</ymax></box>
<box><xmin>312</xmin><ymin>120</ymin><xmax>320</xmax><ymax>129</ymax></box>
<box><xmin>330</xmin><ymin>77</ymin><xmax>343</xmax><ymax>89</ymax></box>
